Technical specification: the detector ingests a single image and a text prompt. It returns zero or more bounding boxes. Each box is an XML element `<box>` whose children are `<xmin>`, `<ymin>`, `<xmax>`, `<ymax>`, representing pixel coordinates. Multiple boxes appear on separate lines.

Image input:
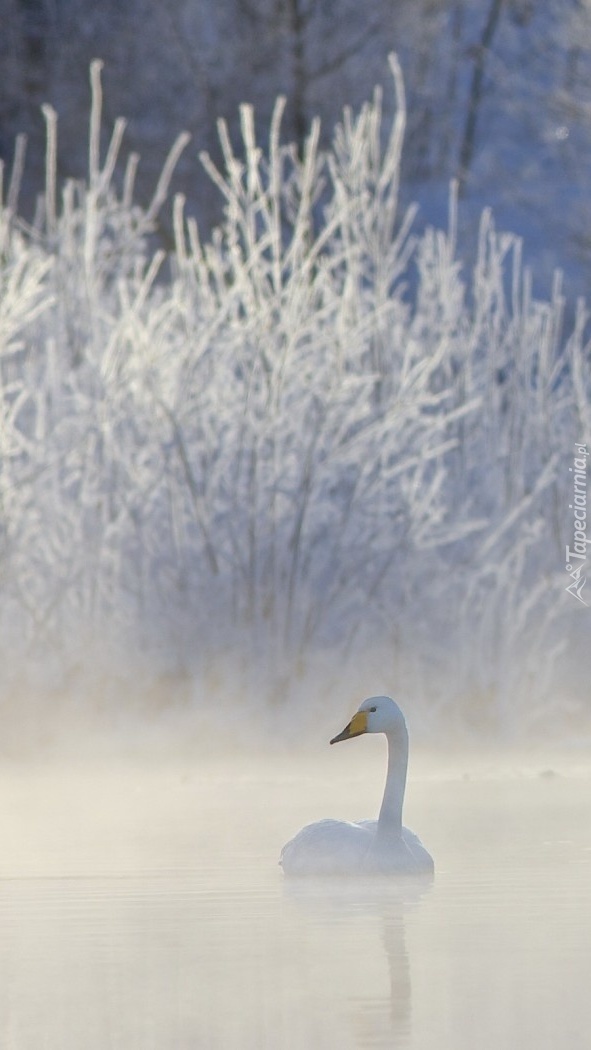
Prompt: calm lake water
<box><xmin>0</xmin><ymin>746</ymin><xmax>590</xmax><ymax>1049</ymax></box>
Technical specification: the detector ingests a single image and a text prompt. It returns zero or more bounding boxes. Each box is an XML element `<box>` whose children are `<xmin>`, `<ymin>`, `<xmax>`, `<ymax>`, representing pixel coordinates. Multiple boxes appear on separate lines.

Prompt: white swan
<box><xmin>280</xmin><ymin>696</ymin><xmax>433</xmax><ymax>876</ymax></box>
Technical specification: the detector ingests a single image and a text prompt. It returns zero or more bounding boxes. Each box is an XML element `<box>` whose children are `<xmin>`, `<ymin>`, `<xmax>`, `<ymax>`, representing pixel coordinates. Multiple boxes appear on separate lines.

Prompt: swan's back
<box><xmin>280</xmin><ymin>819</ymin><xmax>433</xmax><ymax>876</ymax></box>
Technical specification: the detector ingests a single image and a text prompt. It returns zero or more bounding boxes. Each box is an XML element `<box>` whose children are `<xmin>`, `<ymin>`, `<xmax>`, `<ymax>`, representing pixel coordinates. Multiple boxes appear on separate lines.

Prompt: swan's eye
<box><xmin>369</xmin><ymin>706</ymin><xmax>377</xmax><ymax>713</ymax></box>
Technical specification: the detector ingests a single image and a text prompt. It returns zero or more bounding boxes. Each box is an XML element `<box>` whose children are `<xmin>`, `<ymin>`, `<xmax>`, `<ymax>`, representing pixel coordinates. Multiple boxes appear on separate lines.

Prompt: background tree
<box><xmin>1</xmin><ymin>1</ymin><xmax>590</xmax><ymax>287</ymax></box>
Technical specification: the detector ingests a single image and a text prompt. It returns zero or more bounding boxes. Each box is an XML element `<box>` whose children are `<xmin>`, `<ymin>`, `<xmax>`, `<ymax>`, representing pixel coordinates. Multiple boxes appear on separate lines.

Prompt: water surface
<box><xmin>0</xmin><ymin>750</ymin><xmax>589</xmax><ymax>1049</ymax></box>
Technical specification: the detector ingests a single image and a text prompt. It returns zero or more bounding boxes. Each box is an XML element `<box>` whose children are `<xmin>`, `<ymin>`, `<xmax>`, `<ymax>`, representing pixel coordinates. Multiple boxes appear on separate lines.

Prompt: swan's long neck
<box><xmin>377</xmin><ymin>727</ymin><xmax>408</xmax><ymax>837</ymax></box>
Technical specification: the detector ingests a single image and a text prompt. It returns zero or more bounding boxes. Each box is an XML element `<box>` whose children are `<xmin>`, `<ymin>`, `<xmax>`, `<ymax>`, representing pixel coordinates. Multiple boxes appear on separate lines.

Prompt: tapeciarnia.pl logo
<box><xmin>565</xmin><ymin>442</ymin><xmax>589</xmax><ymax>606</ymax></box>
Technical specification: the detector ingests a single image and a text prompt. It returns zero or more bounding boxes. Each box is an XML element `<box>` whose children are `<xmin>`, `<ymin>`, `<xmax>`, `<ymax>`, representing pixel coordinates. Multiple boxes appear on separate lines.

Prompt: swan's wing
<box><xmin>280</xmin><ymin>818</ymin><xmax>374</xmax><ymax>876</ymax></box>
<box><xmin>357</xmin><ymin>819</ymin><xmax>378</xmax><ymax>831</ymax></box>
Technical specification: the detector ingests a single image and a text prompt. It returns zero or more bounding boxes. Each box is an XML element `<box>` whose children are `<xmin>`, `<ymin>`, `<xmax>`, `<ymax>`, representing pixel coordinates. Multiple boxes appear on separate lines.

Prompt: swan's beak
<box><xmin>330</xmin><ymin>710</ymin><xmax>368</xmax><ymax>745</ymax></box>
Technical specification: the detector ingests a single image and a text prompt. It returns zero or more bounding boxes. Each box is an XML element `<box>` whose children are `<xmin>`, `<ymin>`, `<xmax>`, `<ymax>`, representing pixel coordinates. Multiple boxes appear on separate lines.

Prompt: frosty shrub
<box><xmin>0</xmin><ymin>57</ymin><xmax>589</xmax><ymax>735</ymax></box>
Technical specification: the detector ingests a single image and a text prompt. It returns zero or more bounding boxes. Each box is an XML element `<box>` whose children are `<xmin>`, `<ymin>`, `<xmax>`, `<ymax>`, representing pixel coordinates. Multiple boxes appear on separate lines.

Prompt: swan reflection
<box><xmin>283</xmin><ymin>875</ymin><xmax>432</xmax><ymax>1048</ymax></box>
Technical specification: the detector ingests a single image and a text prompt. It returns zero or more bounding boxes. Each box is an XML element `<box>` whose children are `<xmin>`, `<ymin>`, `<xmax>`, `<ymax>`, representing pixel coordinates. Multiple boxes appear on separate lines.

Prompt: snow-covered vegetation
<box><xmin>0</xmin><ymin>59</ymin><xmax>589</xmax><ymax>736</ymax></box>
<box><xmin>4</xmin><ymin>1</ymin><xmax>591</xmax><ymax>297</ymax></box>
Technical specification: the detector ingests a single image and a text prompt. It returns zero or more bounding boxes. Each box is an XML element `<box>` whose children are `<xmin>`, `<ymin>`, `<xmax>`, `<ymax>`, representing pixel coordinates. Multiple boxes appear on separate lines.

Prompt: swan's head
<box><xmin>330</xmin><ymin>696</ymin><xmax>407</xmax><ymax>745</ymax></box>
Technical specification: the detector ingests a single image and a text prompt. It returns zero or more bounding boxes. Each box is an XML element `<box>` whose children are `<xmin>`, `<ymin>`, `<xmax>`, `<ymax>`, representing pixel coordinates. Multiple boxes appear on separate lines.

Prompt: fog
<box><xmin>1</xmin><ymin>745</ymin><xmax>590</xmax><ymax>1050</ymax></box>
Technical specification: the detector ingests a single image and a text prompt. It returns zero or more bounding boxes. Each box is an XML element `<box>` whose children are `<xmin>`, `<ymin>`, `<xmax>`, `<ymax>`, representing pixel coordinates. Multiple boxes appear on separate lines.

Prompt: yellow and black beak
<box><xmin>330</xmin><ymin>710</ymin><xmax>368</xmax><ymax>745</ymax></box>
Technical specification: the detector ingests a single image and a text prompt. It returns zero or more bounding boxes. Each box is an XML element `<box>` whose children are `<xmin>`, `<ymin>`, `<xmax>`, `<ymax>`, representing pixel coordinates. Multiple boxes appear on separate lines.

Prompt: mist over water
<box><xmin>1</xmin><ymin>746</ymin><xmax>590</xmax><ymax>1050</ymax></box>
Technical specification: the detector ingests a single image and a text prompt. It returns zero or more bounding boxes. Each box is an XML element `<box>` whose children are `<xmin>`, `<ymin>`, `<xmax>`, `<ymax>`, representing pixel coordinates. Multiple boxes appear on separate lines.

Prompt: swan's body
<box><xmin>280</xmin><ymin>696</ymin><xmax>433</xmax><ymax>877</ymax></box>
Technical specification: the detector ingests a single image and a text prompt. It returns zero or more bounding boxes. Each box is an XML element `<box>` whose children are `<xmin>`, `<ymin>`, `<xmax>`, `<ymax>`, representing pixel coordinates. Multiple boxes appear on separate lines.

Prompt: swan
<box><xmin>280</xmin><ymin>696</ymin><xmax>433</xmax><ymax>876</ymax></box>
